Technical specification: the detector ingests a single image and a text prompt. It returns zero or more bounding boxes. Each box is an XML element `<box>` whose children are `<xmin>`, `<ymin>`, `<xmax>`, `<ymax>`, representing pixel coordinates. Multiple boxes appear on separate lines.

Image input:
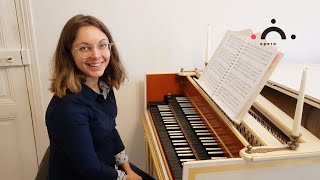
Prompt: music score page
<box><xmin>197</xmin><ymin>30</ymin><xmax>281</xmax><ymax>123</ymax></box>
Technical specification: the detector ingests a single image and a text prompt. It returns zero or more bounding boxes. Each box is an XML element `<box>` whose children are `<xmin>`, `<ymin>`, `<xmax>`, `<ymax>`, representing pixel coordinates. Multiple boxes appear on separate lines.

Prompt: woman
<box><xmin>46</xmin><ymin>14</ymin><xmax>149</xmax><ymax>180</ymax></box>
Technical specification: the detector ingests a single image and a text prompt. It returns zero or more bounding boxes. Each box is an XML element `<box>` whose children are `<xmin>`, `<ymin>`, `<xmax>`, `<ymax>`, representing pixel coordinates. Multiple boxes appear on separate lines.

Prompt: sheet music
<box><xmin>198</xmin><ymin>31</ymin><xmax>279</xmax><ymax>122</ymax></box>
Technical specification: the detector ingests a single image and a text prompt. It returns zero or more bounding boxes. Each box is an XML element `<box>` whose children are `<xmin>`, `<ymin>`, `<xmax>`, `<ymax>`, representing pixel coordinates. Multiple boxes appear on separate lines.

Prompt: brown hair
<box><xmin>50</xmin><ymin>14</ymin><xmax>126</xmax><ymax>97</ymax></box>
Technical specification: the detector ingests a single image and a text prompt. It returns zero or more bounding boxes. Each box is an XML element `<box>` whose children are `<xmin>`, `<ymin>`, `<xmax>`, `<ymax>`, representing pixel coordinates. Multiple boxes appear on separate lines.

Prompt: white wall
<box><xmin>30</xmin><ymin>0</ymin><xmax>320</xmax><ymax>171</ymax></box>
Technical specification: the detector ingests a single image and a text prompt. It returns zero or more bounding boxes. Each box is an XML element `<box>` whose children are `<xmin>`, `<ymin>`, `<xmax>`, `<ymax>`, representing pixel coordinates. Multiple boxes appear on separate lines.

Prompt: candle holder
<box><xmin>288</xmin><ymin>133</ymin><xmax>302</xmax><ymax>150</ymax></box>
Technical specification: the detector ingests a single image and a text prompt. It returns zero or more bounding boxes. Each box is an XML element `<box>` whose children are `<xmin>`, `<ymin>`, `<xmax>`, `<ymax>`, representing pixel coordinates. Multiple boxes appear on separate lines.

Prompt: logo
<box><xmin>251</xmin><ymin>19</ymin><xmax>296</xmax><ymax>46</ymax></box>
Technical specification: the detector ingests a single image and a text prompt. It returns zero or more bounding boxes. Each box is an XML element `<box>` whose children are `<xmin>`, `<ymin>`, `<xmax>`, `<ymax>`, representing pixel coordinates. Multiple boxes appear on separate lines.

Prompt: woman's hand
<box><xmin>126</xmin><ymin>171</ymin><xmax>142</xmax><ymax>180</ymax></box>
<box><xmin>120</xmin><ymin>162</ymin><xmax>142</xmax><ymax>180</ymax></box>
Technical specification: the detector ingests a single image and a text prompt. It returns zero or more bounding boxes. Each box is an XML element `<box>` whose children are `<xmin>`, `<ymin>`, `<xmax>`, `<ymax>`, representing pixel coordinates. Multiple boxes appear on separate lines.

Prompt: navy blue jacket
<box><xmin>46</xmin><ymin>84</ymin><xmax>125</xmax><ymax>180</ymax></box>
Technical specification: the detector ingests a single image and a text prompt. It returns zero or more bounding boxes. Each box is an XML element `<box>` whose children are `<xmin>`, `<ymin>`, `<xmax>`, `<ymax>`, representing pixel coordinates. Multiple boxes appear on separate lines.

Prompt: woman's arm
<box><xmin>113</xmin><ymin>144</ymin><xmax>141</xmax><ymax>180</ymax></box>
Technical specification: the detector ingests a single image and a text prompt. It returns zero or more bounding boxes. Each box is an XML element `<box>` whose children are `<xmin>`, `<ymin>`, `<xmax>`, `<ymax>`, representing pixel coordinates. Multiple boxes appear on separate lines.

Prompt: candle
<box><xmin>292</xmin><ymin>68</ymin><xmax>307</xmax><ymax>137</ymax></box>
<box><xmin>205</xmin><ymin>24</ymin><xmax>211</xmax><ymax>65</ymax></box>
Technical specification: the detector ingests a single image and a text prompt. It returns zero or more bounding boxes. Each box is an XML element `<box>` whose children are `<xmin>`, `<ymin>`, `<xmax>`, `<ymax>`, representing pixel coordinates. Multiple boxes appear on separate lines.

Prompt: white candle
<box><xmin>292</xmin><ymin>68</ymin><xmax>308</xmax><ymax>137</ymax></box>
<box><xmin>205</xmin><ymin>24</ymin><xmax>211</xmax><ymax>65</ymax></box>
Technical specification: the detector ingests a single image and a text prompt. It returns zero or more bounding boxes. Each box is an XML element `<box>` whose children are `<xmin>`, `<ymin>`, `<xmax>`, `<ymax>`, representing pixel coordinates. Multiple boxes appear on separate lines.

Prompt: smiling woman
<box><xmin>45</xmin><ymin>14</ymin><xmax>154</xmax><ymax>180</ymax></box>
<box><xmin>71</xmin><ymin>26</ymin><xmax>111</xmax><ymax>86</ymax></box>
<box><xmin>49</xmin><ymin>14</ymin><xmax>125</xmax><ymax>97</ymax></box>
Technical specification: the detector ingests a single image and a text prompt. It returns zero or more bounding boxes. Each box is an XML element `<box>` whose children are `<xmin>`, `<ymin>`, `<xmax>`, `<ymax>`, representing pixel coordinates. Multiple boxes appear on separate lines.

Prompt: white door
<box><xmin>0</xmin><ymin>0</ymin><xmax>38</xmax><ymax>179</ymax></box>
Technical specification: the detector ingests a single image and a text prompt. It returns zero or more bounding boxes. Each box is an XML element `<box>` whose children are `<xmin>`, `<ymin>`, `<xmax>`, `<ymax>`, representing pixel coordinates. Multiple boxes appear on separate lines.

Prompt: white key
<box><xmin>195</xmin><ymin>129</ymin><xmax>209</xmax><ymax>133</ymax></box>
<box><xmin>180</xmin><ymin>104</ymin><xmax>192</xmax><ymax>108</ymax></box>
<box><xmin>189</xmin><ymin>121</ymin><xmax>203</xmax><ymax>124</ymax></box>
<box><xmin>172</xmin><ymin>139</ymin><xmax>187</xmax><ymax>142</ymax></box>
<box><xmin>211</xmin><ymin>157</ymin><xmax>227</xmax><ymax>160</ymax></box>
<box><xmin>206</xmin><ymin>147</ymin><xmax>221</xmax><ymax>151</ymax></box>
<box><xmin>176</xmin><ymin>150</ymin><xmax>192</xmax><ymax>153</ymax></box>
<box><xmin>193</xmin><ymin>126</ymin><xmax>207</xmax><ymax>129</ymax></box>
<box><xmin>175</xmin><ymin>147</ymin><xmax>191</xmax><ymax>150</ymax></box>
<box><xmin>160</xmin><ymin>112</ymin><xmax>173</xmax><ymax>114</ymax></box>
<box><xmin>201</xmin><ymin>139</ymin><xmax>216</xmax><ymax>143</ymax></box>
<box><xmin>199</xmin><ymin>137</ymin><xmax>214</xmax><ymax>140</ymax></box>
<box><xmin>169</xmin><ymin>133</ymin><xmax>184</xmax><ymax>136</ymax></box>
<box><xmin>203</xmin><ymin>143</ymin><xmax>218</xmax><ymax>146</ymax></box>
<box><xmin>164</xmin><ymin>121</ymin><xmax>178</xmax><ymax>124</ymax></box>
<box><xmin>158</xmin><ymin>109</ymin><xmax>170</xmax><ymax>111</ymax></box>
<box><xmin>173</xmin><ymin>142</ymin><xmax>188</xmax><ymax>146</ymax></box>
<box><xmin>186</xmin><ymin>115</ymin><xmax>199</xmax><ymax>117</ymax></box>
<box><xmin>167</xmin><ymin>130</ymin><xmax>182</xmax><ymax>133</ymax></box>
<box><xmin>165</xmin><ymin>124</ymin><xmax>179</xmax><ymax>127</ymax></box>
<box><xmin>162</xmin><ymin>117</ymin><xmax>175</xmax><ymax>119</ymax></box>
<box><xmin>161</xmin><ymin>114</ymin><xmax>174</xmax><ymax>117</ymax></box>
<box><xmin>178</xmin><ymin>153</ymin><xmax>194</xmax><ymax>157</ymax></box>
<box><xmin>187</xmin><ymin>117</ymin><xmax>201</xmax><ymax>120</ymax></box>
<box><xmin>190</xmin><ymin>123</ymin><xmax>204</xmax><ymax>126</ymax></box>
<box><xmin>163</xmin><ymin>119</ymin><xmax>176</xmax><ymax>122</ymax></box>
<box><xmin>182</xmin><ymin>108</ymin><xmax>195</xmax><ymax>111</ymax></box>
<box><xmin>197</xmin><ymin>132</ymin><xmax>211</xmax><ymax>136</ymax></box>
<box><xmin>166</xmin><ymin>127</ymin><xmax>180</xmax><ymax>130</ymax></box>
<box><xmin>170</xmin><ymin>135</ymin><xmax>185</xmax><ymax>138</ymax></box>
<box><xmin>184</xmin><ymin>112</ymin><xmax>196</xmax><ymax>114</ymax></box>
<box><xmin>208</xmin><ymin>151</ymin><xmax>224</xmax><ymax>155</ymax></box>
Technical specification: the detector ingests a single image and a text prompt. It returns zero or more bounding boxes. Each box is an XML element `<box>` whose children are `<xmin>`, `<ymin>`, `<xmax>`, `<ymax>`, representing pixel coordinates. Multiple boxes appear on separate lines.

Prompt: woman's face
<box><xmin>71</xmin><ymin>25</ymin><xmax>111</xmax><ymax>81</ymax></box>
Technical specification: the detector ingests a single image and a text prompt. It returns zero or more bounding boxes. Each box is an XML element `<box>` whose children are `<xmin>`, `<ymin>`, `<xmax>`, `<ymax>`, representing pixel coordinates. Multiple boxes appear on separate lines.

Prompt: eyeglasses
<box><xmin>73</xmin><ymin>42</ymin><xmax>113</xmax><ymax>58</ymax></box>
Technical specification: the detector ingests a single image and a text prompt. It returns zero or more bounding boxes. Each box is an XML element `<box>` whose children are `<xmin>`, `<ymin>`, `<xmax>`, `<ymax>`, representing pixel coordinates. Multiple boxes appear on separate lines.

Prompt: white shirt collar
<box><xmin>98</xmin><ymin>81</ymin><xmax>110</xmax><ymax>99</ymax></box>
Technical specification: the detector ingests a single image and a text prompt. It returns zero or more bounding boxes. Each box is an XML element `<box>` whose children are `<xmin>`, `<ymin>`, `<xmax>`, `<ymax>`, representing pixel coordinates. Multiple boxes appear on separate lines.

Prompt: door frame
<box><xmin>15</xmin><ymin>0</ymin><xmax>47</xmax><ymax>164</ymax></box>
